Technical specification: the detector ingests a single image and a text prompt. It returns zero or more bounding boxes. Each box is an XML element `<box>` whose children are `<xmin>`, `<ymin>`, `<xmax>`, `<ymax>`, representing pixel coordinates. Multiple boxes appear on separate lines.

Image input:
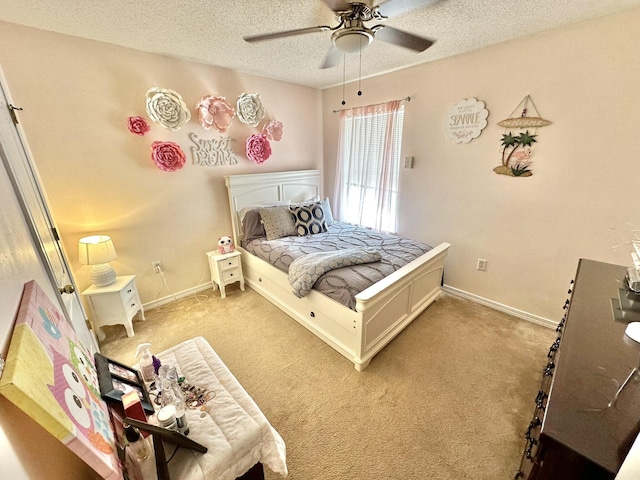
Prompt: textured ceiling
<box><xmin>1</xmin><ymin>0</ymin><xmax>639</xmax><ymax>89</ymax></box>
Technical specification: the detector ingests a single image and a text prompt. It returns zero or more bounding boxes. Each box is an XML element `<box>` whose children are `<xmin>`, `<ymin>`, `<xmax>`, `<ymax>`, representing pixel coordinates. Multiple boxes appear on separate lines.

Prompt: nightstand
<box><xmin>81</xmin><ymin>275</ymin><xmax>145</xmax><ymax>340</ymax></box>
<box><xmin>206</xmin><ymin>250</ymin><xmax>245</xmax><ymax>298</ymax></box>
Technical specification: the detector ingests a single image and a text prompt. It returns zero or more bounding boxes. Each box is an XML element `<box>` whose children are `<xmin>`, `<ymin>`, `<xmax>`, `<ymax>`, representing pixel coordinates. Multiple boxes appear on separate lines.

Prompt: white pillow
<box><xmin>321</xmin><ymin>197</ymin><xmax>334</xmax><ymax>226</ymax></box>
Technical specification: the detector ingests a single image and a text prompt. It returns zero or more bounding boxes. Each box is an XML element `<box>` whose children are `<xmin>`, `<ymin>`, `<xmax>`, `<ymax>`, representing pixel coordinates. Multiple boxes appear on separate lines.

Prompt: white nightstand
<box><xmin>206</xmin><ymin>250</ymin><xmax>245</xmax><ymax>298</ymax></box>
<box><xmin>81</xmin><ymin>275</ymin><xmax>145</xmax><ymax>340</ymax></box>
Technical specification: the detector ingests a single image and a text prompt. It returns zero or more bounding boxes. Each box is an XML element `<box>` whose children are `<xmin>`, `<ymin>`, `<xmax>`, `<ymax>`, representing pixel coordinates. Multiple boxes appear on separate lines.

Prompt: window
<box><xmin>334</xmin><ymin>100</ymin><xmax>405</xmax><ymax>233</ymax></box>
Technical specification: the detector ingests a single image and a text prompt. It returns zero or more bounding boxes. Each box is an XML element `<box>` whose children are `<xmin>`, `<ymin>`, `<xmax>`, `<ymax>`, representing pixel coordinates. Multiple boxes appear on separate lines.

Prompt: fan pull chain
<box><xmin>341</xmin><ymin>53</ymin><xmax>346</xmax><ymax>106</ymax></box>
<box><xmin>357</xmin><ymin>41</ymin><xmax>362</xmax><ymax>96</ymax></box>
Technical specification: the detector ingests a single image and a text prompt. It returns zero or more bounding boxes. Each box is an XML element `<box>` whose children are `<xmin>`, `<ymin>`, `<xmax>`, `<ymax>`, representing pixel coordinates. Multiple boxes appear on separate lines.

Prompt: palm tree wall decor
<box><xmin>494</xmin><ymin>95</ymin><xmax>551</xmax><ymax>177</ymax></box>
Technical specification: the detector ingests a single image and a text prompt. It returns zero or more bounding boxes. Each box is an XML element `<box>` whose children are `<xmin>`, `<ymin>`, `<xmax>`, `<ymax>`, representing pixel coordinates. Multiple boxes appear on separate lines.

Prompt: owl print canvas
<box><xmin>0</xmin><ymin>280</ymin><xmax>122</xmax><ymax>479</ymax></box>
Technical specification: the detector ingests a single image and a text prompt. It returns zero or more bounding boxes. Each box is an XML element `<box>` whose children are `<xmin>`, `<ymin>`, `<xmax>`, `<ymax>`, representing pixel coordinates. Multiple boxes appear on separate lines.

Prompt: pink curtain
<box><xmin>334</xmin><ymin>100</ymin><xmax>403</xmax><ymax>233</ymax></box>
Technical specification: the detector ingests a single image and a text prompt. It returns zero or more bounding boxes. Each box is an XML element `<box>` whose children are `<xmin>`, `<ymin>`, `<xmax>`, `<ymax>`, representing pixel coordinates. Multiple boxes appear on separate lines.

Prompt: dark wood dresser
<box><xmin>515</xmin><ymin>259</ymin><xmax>640</xmax><ymax>479</ymax></box>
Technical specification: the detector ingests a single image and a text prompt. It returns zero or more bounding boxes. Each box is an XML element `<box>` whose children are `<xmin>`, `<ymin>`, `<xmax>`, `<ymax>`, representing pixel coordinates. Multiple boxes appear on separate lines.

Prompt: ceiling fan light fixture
<box><xmin>332</xmin><ymin>29</ymin><xmax>373</xmax><ymax>54</ymax></box>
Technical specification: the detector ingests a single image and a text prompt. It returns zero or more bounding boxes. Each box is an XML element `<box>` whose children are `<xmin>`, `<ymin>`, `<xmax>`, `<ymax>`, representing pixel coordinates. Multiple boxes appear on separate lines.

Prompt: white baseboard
<box><xmin>143</xmin><ymin>282</ymin><xmax>213</xmax><ymax>311</ymax></box>
<box><xmin>442</xmin><ymin>285</ymin><xmax>557</xmax><ymax>329</ymax></box>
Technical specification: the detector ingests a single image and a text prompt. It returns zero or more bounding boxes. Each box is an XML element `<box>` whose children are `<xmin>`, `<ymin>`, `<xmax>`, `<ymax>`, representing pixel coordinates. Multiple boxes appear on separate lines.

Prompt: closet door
<box><xmin>0</xmin><ymin>69</ymin><xmax>98</xmax><ymax>354</ymax></box>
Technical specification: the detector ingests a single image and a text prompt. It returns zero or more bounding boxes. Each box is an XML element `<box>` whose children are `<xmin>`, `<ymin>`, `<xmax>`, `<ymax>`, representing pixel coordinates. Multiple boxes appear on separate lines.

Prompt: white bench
<box><xmin>136</xmin><ymin>337</ymin><xmax>287</xmax><ymax>480</ymax></box>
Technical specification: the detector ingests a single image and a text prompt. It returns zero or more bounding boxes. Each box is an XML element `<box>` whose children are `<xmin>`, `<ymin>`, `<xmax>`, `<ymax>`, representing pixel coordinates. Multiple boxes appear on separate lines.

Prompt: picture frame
<box><xmin>95</xmin><ymin>353</ymin><xmax>154</xmax><ymax>414</ymax></box>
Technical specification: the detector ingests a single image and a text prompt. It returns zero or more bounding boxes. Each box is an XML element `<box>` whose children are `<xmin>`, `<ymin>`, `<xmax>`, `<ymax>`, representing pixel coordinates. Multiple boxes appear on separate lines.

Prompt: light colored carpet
<box><xmin>100</xmin><ymin>285</ymin><xmax>555</xmax><ymax>480</ymax></box>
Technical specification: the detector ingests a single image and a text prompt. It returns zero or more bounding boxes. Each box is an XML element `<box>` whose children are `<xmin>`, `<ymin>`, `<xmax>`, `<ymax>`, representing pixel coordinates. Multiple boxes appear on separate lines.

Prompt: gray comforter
<box><xmin>244</xmin><ymin>222</ymin><xmax>432</xmax><ymax>310</ymax></box>
<box><xmin>289</xmin><ymin>248</ymin><xmax>382</xmax><ymax>298</ymax></box>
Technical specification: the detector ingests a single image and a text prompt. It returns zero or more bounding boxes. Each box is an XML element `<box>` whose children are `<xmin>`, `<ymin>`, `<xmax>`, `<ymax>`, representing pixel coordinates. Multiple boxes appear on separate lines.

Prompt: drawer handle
<box><xmin>547</xmin><ymin>338</ymin><xmax>561</xmax><ymax>358</ymax></box>
<box><xmin>525</xmin><ymin>417</ymin><xmax>542</xmax><ymax>439</ymax></box>
<box><xmin>227</xmin><ymin>261</ymin><xmax>233</xmax><ymax>266</ymax></box>
<box><xmin>229</xmin><ymin>273</ymin><xmax>233</xmax><ymax>277</ymax></box>
<box><xmin>310</xmin><ymin>312</ymin><xmax>315</xmax><ymax>318</ymax></box>
<box><xmin>127</xmin><ymin>288</ymin><xmax>133</xmax><ymax>294</ymax></box>
<box><xmin>525</xmin><ymin>438</ymin><xmax>538</xmax><ymax>459</ymax></box>
<box><xmin>535</xmin><ymin>390</ymin><xmax>548</xmax><ymax>409</ymax></box>
<box><xmin>131</xmin><ymin>303</ymin><xmax>137</xmax><ymax>308</ymax></box>
<box><xmin>543</xmin><ymin>362</ymin><xmax>555</xmax><ymax>377</ymax></box>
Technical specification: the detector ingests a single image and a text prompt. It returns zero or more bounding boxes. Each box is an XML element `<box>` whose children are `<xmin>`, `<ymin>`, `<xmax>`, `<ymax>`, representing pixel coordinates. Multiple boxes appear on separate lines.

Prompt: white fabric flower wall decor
<box><xmin>236</xmin><ymin>93</ymin><xmax>265</xmax><ymax>127</ymax></box>
<box><xmin>146</xmin><ymin>87</ymin><xmax>191</xmax><ymax>131</ymax></box>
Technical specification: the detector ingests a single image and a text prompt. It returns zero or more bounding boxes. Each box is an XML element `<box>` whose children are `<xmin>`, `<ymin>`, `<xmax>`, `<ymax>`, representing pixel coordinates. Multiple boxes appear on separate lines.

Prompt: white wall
<box><xmin>323</xmin><ymin>9</ymin><xmax>640</xmax><ymax>322</ymax></box>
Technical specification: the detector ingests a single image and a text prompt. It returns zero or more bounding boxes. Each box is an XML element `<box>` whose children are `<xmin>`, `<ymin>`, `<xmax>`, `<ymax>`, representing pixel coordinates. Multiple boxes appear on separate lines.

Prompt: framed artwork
<box><xmin>0</xmin><ymin>280</ymin><xmax>122</xmax><ymax>479</ymax></box>
<box><xmin>94</xmin><ymin>353</ymin><xmax>154</xmax><ymax>414</ymax></box>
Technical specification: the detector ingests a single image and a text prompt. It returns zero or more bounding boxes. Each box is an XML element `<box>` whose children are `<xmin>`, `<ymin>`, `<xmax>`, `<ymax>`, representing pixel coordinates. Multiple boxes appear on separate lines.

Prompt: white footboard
<box><xmin>354</xmin><ymin>242</ymin><xmax>450</xmax><ymax>370</ymax></box>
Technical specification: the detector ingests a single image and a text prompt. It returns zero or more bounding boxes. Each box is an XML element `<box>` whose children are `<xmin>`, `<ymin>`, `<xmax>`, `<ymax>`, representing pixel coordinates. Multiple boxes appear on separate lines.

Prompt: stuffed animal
<box><xmin>217</xmin><ymin>236</ymin><xmax>234</xmax><ymax>254</ymax></box>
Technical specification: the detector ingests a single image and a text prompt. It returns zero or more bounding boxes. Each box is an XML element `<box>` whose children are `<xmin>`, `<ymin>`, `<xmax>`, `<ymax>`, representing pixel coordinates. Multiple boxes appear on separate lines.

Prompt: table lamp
<box><xmin>78</xmin><ymin>235</ymin><xmax>117</xmax><ymax>287</ymax></box>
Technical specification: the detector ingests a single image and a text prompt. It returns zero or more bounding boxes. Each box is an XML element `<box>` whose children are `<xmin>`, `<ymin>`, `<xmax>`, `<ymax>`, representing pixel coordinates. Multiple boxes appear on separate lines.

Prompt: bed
<box><xmin>224</xmin><ymin>169</ymin><xmax>450</xmax><ymax>371</ymax></box>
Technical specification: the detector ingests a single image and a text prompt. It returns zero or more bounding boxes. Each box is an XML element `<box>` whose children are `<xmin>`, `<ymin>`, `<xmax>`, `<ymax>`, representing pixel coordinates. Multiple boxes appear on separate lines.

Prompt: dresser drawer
<box><xmin>218</xmin><ymin>256</ymin><xmax>240</xmax><ymax>271</ymax></box>
<box><xmin>222</xmin><ymin>268</ymin><xmax>241</xmax><ymax>282</ymax></box>
<box><xmin>124</xmin><ymin>296</ymin><xmax>141</xmax><ymax>317</ymax></box>
<box><xmin>120</xmin><ymin>280</ymin><xmax>137</xmax><ymax>303</ymax></box>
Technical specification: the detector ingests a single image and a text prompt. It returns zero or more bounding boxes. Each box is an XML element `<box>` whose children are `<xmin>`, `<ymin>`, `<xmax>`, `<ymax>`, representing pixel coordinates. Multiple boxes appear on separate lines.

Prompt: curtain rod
<box><xmin>332</xmin><ymin>96</ymin><xmax>411</xmax><ymax>114</ymax></box>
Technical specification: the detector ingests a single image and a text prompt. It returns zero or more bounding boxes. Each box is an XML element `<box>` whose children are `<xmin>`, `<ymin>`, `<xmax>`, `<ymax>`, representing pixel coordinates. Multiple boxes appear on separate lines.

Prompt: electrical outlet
<box><xmin>403</xmin><ymin>156</ymin><xmax>414</xmax><ymax>169</ymax></box>
<box><xmin>477</xmin><ymin>259</ymin><xmax>487</xmax><ymax>271</ymax></box>
<box><xmin>152</xmin><ymin>261</ymin><xmax>162</xmax><ymax>273</ymax></box>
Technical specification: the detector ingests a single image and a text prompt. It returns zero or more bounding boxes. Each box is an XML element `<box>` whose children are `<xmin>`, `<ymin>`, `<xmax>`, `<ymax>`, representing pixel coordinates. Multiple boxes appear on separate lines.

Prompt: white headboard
<box><xmin>224</xmin><ymin>170</ymin><xmax>322</xmax><ymax>245</ymax></box>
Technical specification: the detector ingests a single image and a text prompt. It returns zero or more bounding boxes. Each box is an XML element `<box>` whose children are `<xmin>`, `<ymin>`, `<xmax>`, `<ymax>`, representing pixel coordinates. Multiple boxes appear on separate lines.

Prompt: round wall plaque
<box><xmin>443</xmin><ymin>98</ymin><xmax>489</xmax><ymax>144</ymax></box>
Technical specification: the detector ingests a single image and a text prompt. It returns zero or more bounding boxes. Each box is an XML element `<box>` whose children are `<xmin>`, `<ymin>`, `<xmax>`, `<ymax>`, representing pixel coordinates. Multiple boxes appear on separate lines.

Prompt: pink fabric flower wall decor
<box><xmin>246</xmin><ymin>134</ymin><xmax>271</xmax><ymax>165</ymax></box>
<box><xmin>196</xmin><ymin>95</ymin><xmax>236</xmax><ymax>133</ymax></box>
<box><xmin>128</xmin><ymin>116</ymin><xmax>150</xmax><ymax>136</ymax></box>
<box><xmin>151</xmin><ymin>141</ymin><xmax>186</xmax><ymax>172</ymax></box>
<box><xmin>262</xmin><ymin>120</ymin><xmax>283</xmax><ymax>141</ymax></box>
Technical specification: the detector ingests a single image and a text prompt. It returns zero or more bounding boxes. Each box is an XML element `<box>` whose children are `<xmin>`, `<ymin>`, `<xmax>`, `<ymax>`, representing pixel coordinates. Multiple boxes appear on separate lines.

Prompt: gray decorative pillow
<box><xmin>242</xmin><ymin>209</ymin><xmax>266</xmax><ymax>240</ymax></box>
<box><xmin>259</xmin><ymin>206</ymin><xmax>297</xmax><ymax>240</ymax></box>
<box><xmin>291</xmin><ymin>203</ymin><xmax>327</xmax><ymax>236</ymax></box>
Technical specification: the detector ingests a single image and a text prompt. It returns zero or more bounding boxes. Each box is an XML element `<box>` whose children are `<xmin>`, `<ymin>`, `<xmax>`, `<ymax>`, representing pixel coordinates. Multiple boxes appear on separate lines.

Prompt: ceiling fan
<box><xmin>243</xmin><ymin>0</ymin><xmax>436</xmax><ymax>69</ymax></box>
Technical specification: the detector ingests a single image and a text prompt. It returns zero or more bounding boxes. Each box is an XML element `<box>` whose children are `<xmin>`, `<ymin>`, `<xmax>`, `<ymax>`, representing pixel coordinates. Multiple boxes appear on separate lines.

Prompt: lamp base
<box><xmin>90</xmin><ymin>263</ymin><xmax>116</xmax><ymax>287</ymax></box>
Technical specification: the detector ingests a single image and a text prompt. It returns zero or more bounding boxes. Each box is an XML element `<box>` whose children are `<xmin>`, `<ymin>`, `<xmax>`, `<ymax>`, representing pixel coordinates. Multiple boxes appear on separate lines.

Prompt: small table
<box><xmin>206</xmin><ymin>250</ymin><xmax>245</xmax><ymax>298</ymax></box>
<box><xmin>81</xmin><ymin>275</ymin><xmax>145</xmax><ymax>340</ymax></box>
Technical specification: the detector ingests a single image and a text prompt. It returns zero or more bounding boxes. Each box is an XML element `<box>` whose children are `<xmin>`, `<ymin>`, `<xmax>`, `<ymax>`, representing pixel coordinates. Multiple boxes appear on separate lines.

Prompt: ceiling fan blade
<box><xmin>320</xmin><ymin>45</ymin><xmax>342</xmax><ymax>69</ymax></box>
<box><xmin>320</xmin><ymin>0</ymin><xmax>352</xmax><ymax>11</ymax></box>
<box><xmin>377</xmin><ymin>0</ymin><xmax>437</xmax><ymax>18</ymax></box>
<box><xmin>374</xmin><ymin>26</ymin><xmax>434</xmax><ymax>52</ymax></box>
<box><xmin>244</xmin><ymin>25</ymin><xmax>330</xmax><ymax>43</ymax></box>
